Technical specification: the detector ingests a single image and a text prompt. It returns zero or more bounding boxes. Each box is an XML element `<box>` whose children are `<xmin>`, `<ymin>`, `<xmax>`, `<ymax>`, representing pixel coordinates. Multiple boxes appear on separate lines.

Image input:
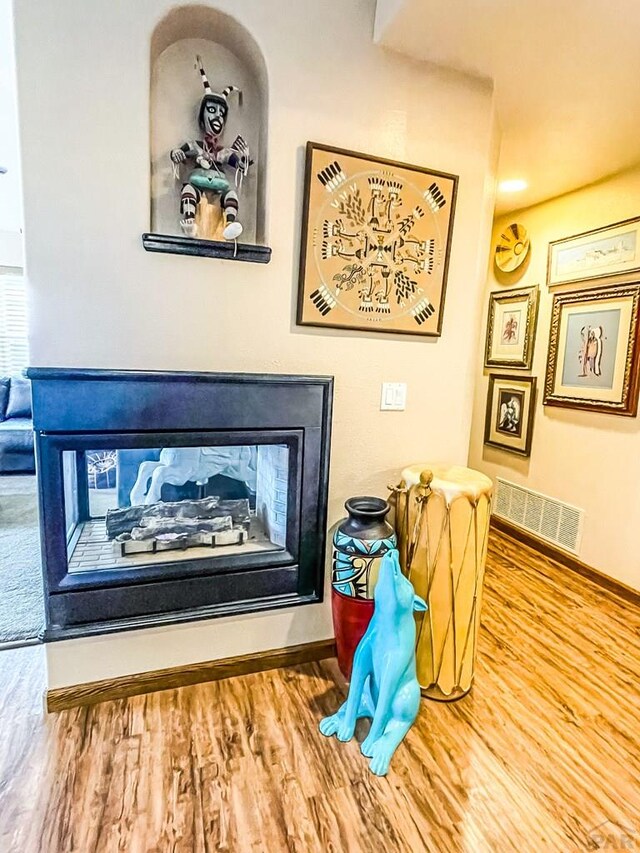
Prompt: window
<box><xmin>0</xmin><ymin>270</ymin><xmax>28</xmax><ymax>374</ymax></box>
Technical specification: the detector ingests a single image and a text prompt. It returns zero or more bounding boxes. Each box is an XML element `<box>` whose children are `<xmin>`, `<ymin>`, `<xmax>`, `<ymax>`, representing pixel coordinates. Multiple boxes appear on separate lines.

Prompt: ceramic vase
<box><xmin>332</xmin><ymin>496</ymin><xmax>396</xmax><ymax>678</ymax></box>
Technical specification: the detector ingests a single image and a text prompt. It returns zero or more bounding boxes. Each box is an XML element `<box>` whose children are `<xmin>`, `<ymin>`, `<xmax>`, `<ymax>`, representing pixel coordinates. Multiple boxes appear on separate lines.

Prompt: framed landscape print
<box><xmin>544</xmin><ymin>282</ymin><xmax>640</xmax><ymax>416</ymax></box>
<box><xmin>296</xmin><ymin>142</ymin><xmax>458</xmax><ymax>337</ymax></box>
<box><xmin>547</xmin><ymin>216</ymin><xmax>640</xmax><ymax>288</ymax></box>
<box><xmin>484</xmin><ymin>374</ymin><xmax>536</xmax><ymax>456</ymax></box>
<box><xmin>484</xmin><ymin>285</ymin><xmax>539</xmax><ymax>369</ymax></box>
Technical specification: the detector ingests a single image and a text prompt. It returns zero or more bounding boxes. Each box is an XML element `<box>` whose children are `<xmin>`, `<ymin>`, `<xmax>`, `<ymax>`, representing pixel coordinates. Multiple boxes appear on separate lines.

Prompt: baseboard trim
<box><xmin>0</xmin><ymin>637</ymin><xmax>43</xmax><ymax>651</ymax></box>
<box><xmin>46</xmin><ymin>638</ymin><xmax>336</xmax><ymax>713</ymax></box>
<box><xmin>491</xmin><ymin>515</ymin><xmax>640</xmax><ymax>608</ymax></box>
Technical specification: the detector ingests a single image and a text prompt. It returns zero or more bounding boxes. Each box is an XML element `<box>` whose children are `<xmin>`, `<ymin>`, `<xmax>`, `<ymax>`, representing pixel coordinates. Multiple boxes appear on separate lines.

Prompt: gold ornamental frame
<box><xmin>484</xmin><ymin>374</ymin><xmax>537</xmax><ymax>456</ymax></box>
<box><xmin>484</xmin><ymin>285</ymin><xmax>539</xmax><ymax>369</ymax></box>
<box><xmin>547</xmin><ymin>216</ymin><xmax>640</xmax><ymax>288</ymax></box>
<box><xmin>544</xmin><ymin>282</ymin><xmax>640</xmax><ymax>416</ymax></box>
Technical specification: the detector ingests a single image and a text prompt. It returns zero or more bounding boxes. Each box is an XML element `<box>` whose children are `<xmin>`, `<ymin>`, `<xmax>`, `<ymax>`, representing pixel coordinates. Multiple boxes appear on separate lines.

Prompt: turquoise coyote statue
<box><xmin>319</xmin><ymin>548</ymin><xmax>427</xmax><ymax>776</ymax></box>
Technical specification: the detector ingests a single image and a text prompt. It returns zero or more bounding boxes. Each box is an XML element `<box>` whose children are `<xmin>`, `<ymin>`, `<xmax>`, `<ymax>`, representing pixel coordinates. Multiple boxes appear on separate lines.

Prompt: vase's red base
<box><xmin>332</xmin><ymin>589</ymin><xmax>375</xmax><ymax>679</ymax></box>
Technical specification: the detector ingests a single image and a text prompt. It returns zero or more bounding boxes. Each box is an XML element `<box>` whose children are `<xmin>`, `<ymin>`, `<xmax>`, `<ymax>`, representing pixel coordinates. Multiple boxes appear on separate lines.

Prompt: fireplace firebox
<box><xmin>28</xmin><ymin>369</ymin><xmax>333</xmax><ymax>640</ymax></box>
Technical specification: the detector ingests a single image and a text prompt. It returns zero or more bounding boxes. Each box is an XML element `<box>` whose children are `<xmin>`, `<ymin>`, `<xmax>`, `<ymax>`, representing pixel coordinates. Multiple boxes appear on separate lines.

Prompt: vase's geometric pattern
<box><xmin>332</xmin><ymin>531</ymin><xmax>397</xmax><ymax>599</ymax></box>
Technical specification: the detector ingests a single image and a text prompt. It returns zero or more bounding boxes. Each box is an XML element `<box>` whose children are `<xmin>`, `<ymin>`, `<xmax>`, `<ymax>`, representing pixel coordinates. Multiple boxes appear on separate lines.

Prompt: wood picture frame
<box><xmin>543</xmin><ymin>282</ymin><xmax>640</xmax><ymax>416</ymax></box>
<box><xmin>484</xmin><ymin>285</ymin><xmax>539</xmax><ymax>369</ymax></box>
<box><xmin>547</xmin><ymin>216</ymin><xmax>640</xmax><ymax>288</ymax></box>
<box><xmin>296</xmin><ymin>142</ymin><xmax>458</xmax><ymax>337</ymax></box>
<box><xmin>484</xmin><ymin>374</ymin><xmax>537</xmax><ymax>457</ymax></box>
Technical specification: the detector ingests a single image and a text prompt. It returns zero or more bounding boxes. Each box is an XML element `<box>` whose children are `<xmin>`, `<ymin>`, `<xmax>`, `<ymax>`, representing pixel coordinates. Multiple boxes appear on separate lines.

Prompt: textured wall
<box><xmin>13</xmin><ymin>0</ymin><xmax>497</xmax><ymax>686</ymax></box>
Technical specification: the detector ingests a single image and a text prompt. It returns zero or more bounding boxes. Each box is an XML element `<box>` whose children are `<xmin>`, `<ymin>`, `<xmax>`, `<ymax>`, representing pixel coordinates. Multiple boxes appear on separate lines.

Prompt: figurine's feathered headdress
<box><xmin>196</xmin><ymin>55</ymin><xmax>242</xmax><ymax>123</ymax></box>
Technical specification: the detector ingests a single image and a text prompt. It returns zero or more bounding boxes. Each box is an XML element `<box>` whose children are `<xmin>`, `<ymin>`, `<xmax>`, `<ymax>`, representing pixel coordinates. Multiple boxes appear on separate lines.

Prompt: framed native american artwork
<box><xmin>484</xmin><ymin>374</ymin><xmax>537</xmax><ymax>456</ymax></box>
<box><xmin>547</xmin><ymin>216</ymin><xmax>640</xmax><ymax>288</ymax></box>
<box><xmin>544</xmin><ymin>282</ymin><xmax>640</xmax><ymax>416</ymax></box>
<box><xmin>484</xmin><ymin>285</ymin><xmax>539</xmax><ymax>369</ymax></box>
<box><xmin>296</xmin><ymin>142</ymin><xmax>458</xmax><ymax>337</ymax></box>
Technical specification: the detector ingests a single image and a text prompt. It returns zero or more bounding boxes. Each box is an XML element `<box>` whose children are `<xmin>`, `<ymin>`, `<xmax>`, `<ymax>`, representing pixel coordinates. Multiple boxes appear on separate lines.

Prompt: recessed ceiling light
<box><xmin>498</xmin><ymin>179</ymin><xmax>528</xmax><ymax>193</ymax></box>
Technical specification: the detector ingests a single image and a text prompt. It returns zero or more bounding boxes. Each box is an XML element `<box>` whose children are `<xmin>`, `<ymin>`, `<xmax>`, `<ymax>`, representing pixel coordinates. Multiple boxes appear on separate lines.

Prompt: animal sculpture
<box><xmin>319</xmin><ymin>548</ymin><xmax>426</xmax><ymax>776</ymax></box>
<box><xmin>130</xmin><ymin>446</ymin><xmax>257</xmax><ymax>506</ymax></box>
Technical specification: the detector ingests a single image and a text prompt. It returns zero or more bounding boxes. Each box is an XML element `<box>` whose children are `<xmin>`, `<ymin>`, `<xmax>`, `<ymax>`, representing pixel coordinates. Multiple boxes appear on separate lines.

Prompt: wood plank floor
<box><xmin>0</xmin><ymin>530</ymin><xmax>639</xmax><ymax>852</ymax></box>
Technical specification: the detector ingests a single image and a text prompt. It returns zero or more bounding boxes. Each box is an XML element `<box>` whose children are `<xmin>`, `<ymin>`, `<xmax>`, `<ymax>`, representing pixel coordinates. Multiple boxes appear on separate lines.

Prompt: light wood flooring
<box><xmin>0</xmin><ymin>530</ymin><xmax>639</xmax><ymax>852</ymax></box>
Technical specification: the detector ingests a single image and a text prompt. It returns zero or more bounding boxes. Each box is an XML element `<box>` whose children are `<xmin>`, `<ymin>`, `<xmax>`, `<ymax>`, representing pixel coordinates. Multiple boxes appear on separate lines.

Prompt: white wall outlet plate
<box><xmin>380</xmin><ymin>382</ymin><xmax>407</xmax><ymax>411</ymax></box>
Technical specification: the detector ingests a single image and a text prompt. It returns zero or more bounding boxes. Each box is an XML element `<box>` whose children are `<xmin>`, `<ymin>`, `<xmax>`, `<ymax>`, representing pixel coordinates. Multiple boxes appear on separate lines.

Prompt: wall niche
<box><xmin>145</xmin><ymin>5</ymin><xmax>270</xmax><ymax>263</ymax></box>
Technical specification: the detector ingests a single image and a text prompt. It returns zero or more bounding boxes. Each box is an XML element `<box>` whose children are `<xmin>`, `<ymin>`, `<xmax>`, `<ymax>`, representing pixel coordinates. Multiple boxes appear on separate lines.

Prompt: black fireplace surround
<box><xmin>28</xmin><ymin>369</ymin><xmax>333</xmax><ymax>640</ymax></box>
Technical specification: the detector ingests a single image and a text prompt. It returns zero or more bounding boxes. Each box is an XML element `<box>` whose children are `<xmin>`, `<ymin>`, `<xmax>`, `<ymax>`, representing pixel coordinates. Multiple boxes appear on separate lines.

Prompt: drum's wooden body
<box><xmin>392</xmin><ymin>464</ymin><xmax>493</xmax><ymax>701</ymax></box>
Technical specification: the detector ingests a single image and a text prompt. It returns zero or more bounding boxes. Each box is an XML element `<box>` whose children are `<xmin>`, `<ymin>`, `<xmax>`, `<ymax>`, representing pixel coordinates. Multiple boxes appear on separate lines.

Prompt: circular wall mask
<box><xmin>495</xmin><ymin>223</ymin><xmax>530</xmax><ymax>272</ymax></box>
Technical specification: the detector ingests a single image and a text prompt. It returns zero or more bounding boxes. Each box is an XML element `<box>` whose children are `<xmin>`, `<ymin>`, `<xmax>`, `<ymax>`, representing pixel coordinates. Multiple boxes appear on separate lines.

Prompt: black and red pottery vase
<box><xmin>331</xmin><ymin>496</ymin><xmax>397</xmax><ymax>678</ymax></box>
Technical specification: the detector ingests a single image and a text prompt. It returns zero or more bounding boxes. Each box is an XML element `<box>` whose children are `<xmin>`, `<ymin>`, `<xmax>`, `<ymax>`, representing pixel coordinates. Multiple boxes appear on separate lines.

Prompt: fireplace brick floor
<box><xmin>67</xmin><ymin>516</ymin><xmax>280</xmax><ymax>573</ymax></box>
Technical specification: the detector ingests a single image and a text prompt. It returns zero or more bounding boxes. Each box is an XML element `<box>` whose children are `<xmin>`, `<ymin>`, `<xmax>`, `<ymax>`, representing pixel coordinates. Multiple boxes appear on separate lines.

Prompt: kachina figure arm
<box><xmin>171</xmin><ymin>140</ymin><xmax>212</xmax><ymax>170</ymax></box>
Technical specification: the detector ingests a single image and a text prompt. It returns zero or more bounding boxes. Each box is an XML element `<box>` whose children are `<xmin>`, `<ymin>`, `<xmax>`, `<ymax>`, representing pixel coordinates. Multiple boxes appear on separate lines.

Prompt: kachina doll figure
<box><xmin>170</xmin><ymin>56</ymin><xmax>252</xmax><ymax>241</ymax></box>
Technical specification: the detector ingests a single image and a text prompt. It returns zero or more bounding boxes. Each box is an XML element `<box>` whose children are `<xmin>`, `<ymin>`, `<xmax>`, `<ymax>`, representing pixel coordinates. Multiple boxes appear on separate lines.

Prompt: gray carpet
<box><xmin>0</xmin><ymin>475</ymin><xmax>45</xmax><ymax>644</ymax></box>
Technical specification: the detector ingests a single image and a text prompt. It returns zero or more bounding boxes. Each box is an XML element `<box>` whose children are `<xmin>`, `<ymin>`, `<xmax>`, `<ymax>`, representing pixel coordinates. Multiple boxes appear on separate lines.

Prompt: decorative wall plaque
<box><xmin>297</xmin><ymin>142</ymin><xmax>458</xmax><ymax>337</ymax></box>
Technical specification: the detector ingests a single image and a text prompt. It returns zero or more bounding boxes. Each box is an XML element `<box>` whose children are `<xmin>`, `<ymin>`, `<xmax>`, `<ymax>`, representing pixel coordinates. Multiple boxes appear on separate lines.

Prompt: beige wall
<box><xmin>469</xmin><ymin>165</ymin><xmax>640</xmax><ymax>591</ymax></box>
<box><xmin>13</xmin><ymin>0</ymin><xmax>497</xmax><ymax>687</ymax></box>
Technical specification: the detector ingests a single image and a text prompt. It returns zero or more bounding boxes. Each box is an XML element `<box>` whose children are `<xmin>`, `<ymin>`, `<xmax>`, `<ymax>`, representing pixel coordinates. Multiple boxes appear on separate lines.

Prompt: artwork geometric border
<box><xmin>296</xmin><ymin>142</ymin><xmax>458</xmax><ymax>337</ymax></box>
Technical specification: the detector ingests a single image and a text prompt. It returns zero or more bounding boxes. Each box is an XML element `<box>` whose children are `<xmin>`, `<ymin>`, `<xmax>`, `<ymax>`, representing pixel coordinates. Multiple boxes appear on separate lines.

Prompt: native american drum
<box><xmin>390</xmin><ymin>465</ymin><xmax>493</xmax><ymax>700</ymax></box>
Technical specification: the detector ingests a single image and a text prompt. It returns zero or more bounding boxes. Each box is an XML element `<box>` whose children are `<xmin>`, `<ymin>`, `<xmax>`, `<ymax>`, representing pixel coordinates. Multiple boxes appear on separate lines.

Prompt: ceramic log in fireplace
<box><xmin>28</xmin><ymin>369</ymin><xmax>333</xmax><ymax>640</ymax></box>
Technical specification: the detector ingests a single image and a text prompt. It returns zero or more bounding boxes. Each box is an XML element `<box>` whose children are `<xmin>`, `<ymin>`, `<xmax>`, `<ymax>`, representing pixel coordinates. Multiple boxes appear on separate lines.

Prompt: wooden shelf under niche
<box><xmin>142</xmin><ymin>233</ymin><xmax>272</xmax><ymax>264</ymax></box>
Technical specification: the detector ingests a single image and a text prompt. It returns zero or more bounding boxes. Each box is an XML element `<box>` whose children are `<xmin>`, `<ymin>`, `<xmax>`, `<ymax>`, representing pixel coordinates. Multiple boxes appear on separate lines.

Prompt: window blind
<box><xmin>0</xmin><ymin>272</ymin><xmax>29</xmax><ymax>375</ymax></box>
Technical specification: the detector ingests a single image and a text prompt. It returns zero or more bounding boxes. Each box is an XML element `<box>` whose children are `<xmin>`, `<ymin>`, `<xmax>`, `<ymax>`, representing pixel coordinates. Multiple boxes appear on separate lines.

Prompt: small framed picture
<box><xmin>484</xmin><ymin>285</ymin><xmax>539</xmax><ymax>369</ymax></box>
<box><xmin>547</xmin><ymin>216</ymin><xmax>640</xmax><ymax>288</ymax></box>
<box><xmin>544</xmin><ymin>282</ymin><xmax>640</xmax><ymax>416</ymax></box>
<box><xmin>484</xmin><ymin>374</ymin><xmax>536</xmax><ymax>456</ymax></box>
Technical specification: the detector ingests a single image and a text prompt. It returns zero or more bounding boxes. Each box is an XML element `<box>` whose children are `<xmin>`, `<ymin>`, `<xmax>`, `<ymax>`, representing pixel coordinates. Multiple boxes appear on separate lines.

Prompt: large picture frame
<box><xmin>296</xmin><ymin>142</ymin><xmax>458</xmax><ymax>337</ymax></box>
<box><xmin>484</xmin><ymin>285</ymin><xmax>539</xmax><ymax>369</ymax></box>
<box><xmin>547</xmin><ymin>216</ymin><xmax>640</xmax><ymax>288</ymax></box>
<box><xmin>484</xmin><ymin>374</ymin><xmax>536</xmax><ymax>457</ymax></box>
<box><xmin>544</xmin><ymin>282</ymin><xmax>640</xmax><ymax>416</ymax></box>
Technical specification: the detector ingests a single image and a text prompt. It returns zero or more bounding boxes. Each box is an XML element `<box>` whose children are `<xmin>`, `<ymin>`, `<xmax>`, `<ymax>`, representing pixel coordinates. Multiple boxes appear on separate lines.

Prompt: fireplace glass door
<box><xmin>62</xmin><ymin>442</ymin><xmax>290</xmax><ymax>574</ymax></box>
<box><xmin>62</xmin><ymin>441</ymin><xmax>291</xmax><ymax>575</ymax></box>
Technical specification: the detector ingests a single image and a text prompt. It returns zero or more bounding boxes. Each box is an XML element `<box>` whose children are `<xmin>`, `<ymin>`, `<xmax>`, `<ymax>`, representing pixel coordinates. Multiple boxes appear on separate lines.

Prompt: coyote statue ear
<box><xmin>413</xmin><ymin>595</ymin><xmax>428</xmax><ymax>612</ymax></box>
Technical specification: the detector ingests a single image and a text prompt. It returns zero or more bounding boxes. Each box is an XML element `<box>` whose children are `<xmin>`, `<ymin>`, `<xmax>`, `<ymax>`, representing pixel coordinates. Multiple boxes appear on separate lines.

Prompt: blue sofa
<box><xmin>0</xmin><ymin>375</ymin><xmax>35</xmax><ymax>474</ymax></box>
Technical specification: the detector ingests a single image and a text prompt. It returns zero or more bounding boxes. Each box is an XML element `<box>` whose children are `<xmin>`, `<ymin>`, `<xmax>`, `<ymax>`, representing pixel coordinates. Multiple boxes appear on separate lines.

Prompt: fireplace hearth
<box><xmin>28</xmin><ymin>369</ymin><xmax>333</xmax><ymax>640</ymax></box>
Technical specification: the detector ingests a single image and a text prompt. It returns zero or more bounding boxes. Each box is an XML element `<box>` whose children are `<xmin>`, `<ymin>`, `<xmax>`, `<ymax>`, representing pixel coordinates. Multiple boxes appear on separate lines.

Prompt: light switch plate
<box><xmin>380</xmin><ymin>382</ymin><xmax>407</xmax><ymax>411</ymax></box>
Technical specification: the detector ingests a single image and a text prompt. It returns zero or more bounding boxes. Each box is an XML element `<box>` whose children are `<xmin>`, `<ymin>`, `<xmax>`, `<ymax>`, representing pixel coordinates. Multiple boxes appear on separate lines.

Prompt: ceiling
<box><xmin>374</xmin><ymin>0</ymin><xmax>640</xmax><ymax>214</ymax></box>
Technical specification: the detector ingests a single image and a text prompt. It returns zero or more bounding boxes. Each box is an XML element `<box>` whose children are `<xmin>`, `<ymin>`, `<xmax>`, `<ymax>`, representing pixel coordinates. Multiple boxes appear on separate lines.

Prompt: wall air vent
<box><xmin>493</xmin><ymin>478</ymin><xmax>584</xmax><ymax>555</ymax></box>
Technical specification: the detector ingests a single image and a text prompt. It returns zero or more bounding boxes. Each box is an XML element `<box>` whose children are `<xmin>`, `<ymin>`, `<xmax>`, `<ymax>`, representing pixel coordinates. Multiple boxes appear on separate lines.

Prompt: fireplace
<box><xmin>29</xmin><ymin>369</ymin><xmax>333</xmax><ymax>640</ymax></box>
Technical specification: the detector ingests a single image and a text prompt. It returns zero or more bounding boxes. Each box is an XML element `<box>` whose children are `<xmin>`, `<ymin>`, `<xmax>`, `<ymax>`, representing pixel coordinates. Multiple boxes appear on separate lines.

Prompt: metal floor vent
<box><xmin>493</xmin><ymin>478</ymin><xmax>584</xmax><ymax>555</ymax></box>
